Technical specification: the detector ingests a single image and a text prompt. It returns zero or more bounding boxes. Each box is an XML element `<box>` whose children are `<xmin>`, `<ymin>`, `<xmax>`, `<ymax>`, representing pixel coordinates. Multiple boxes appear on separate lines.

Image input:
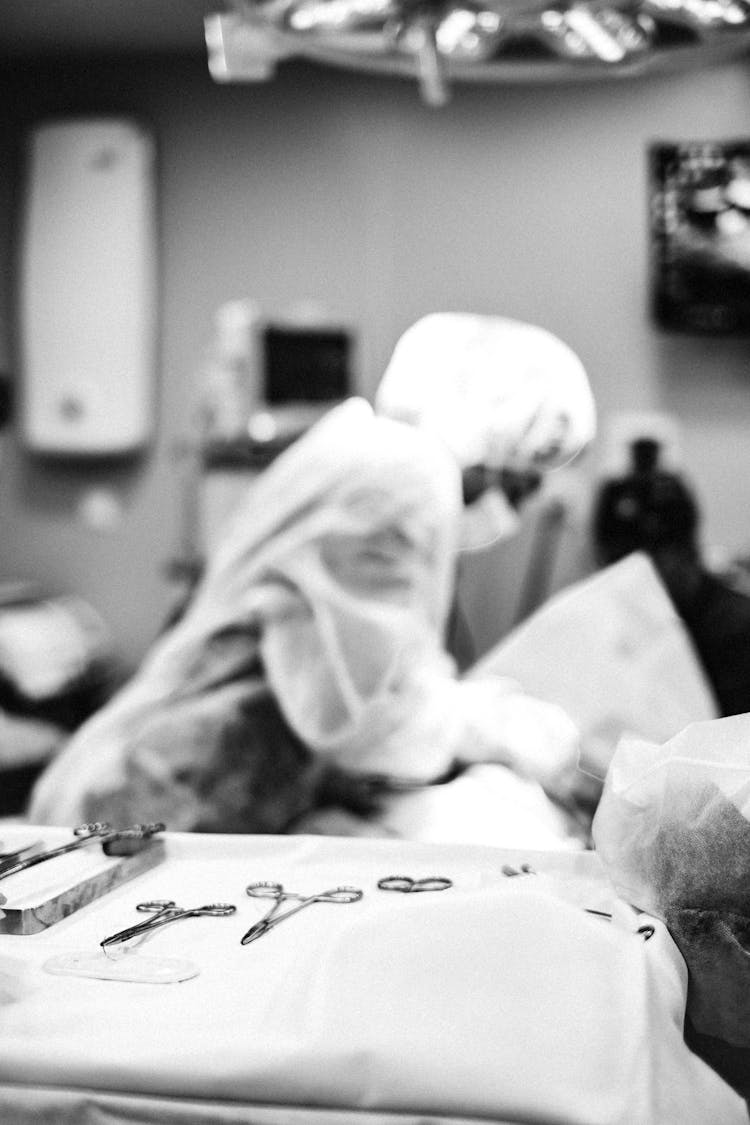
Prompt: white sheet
<box><xmin>0</xmin><ymin>830</ymin><xmax>743</xmax><ymax>1125</ymax></box>
<box><xmin>472</xmin><ymin>553</ymin><xmax>718</xmax><ymax>778</ymax></box>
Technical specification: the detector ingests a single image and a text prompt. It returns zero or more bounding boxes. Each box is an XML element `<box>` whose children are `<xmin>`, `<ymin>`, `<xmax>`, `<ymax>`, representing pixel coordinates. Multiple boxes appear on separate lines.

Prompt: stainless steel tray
<box><xmin>0</xmin><ymin>838</ymin><xmax>166</xmax><ymax>935</ymax></box>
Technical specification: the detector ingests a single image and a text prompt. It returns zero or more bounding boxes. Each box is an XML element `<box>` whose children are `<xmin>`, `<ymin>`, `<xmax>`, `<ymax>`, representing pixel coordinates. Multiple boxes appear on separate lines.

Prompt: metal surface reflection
<box><xmin>207</xmin><ymin>0</ymin><xmax>750</xmax><ymax>104</ymax></box>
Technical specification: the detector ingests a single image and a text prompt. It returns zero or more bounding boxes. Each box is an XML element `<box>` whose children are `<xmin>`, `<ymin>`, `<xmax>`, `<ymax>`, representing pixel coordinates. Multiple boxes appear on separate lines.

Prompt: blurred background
<box><xmin>0</xmin><ymin>0</ymin><xmax>749</xmax><ymax>673</ymax></box>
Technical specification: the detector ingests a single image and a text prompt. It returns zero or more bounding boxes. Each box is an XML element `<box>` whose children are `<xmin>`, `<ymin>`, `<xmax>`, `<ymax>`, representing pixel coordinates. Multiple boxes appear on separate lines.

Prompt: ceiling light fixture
<box><xmin>206</xmin><ymin>0</ymin><xmax>750</xmax><ymax>105</ymax></box>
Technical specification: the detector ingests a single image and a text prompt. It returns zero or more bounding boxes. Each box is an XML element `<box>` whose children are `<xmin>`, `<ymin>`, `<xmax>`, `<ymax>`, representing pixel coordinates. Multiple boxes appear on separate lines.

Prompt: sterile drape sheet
<box><xmin>471</xmin><ymin>552</ymin><xmax>718</xmax><ymax>778</ymax></box>
<box><xmin>0</xmin><ymin>830</ymin><xmax>744</xmax><ymax>1125</ymax></box>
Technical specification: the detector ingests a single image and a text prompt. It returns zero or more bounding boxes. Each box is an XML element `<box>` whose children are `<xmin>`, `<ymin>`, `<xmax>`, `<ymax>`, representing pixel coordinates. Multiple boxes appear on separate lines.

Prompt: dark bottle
<box><xmin>592</xmin><ymin>437</ymin><xmax>700</xmax><ymax>571</ymax></box>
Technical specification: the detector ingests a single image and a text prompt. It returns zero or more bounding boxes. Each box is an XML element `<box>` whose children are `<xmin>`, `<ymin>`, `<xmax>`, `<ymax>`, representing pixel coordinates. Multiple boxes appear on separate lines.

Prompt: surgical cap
<box><xmin>375</xmin><ymin>313</ymin><xmax>596</xmax><ymax>472</ymax></box>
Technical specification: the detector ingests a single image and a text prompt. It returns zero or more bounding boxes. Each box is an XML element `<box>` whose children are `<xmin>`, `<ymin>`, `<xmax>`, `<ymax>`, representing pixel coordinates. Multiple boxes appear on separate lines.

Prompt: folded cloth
<box><xmin>301</xmin><ymin>886</ymin><xmax>746</xmax><ymax>1124</ymax></box>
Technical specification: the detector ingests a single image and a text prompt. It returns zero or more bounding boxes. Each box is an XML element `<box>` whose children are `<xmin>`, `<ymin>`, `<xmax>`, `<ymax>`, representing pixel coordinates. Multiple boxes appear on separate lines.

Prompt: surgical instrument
<box><xmin>0</xmin><ymin>822</ymin><xmax>165</xmax><ymax>883</ymax></box>
<box><xmin>101</xmin><ymin>899</ymin><xmax>237</xmax><ymax>956</ymax></box>
<box><xmin>242</xmin><ymin>881</ymin><xmax>363</xmax><ymax>945</ymax></box>
<box><xmin>377</xmin><ymin>875</ymin><xmax>453</xmax><ymax>893</ymax></box>
<box><xmin>0</xmin><ymin>840</ymin><xmax>45</xmax><ymax>872</ymax></box>
<box><xmin>583</xmin><ymin>907</ymin><xmax>655</xmax><ymax>940</ymax></box>
<box><xmin>501</xmin><ymin>864</ymin><xmax>537</xmax><ymax>877</ymax></box>
<box><xmin>500</xmin><ymin>864</ymin><xmax>655</xmax><ymax>941</ymax></box>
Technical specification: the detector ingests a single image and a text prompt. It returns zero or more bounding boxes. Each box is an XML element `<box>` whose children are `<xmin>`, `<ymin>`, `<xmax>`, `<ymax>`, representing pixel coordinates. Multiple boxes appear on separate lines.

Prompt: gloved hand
<box><xmin>451</xmin><ymin>679</ymin><xmax>582</xmax><ymax>797</ymax></box>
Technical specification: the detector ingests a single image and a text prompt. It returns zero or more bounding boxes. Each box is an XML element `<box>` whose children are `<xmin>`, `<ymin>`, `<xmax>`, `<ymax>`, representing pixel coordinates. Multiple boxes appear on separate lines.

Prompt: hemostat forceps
<box><xmin>242</xmin><ymin>881</ymin><xmax>363</xmax><ymax>945</ymax></box>
<box><xmin>0</xmin><ymin>822</ymin><xmax>165</xmax><ymax>882</ymax></box>
<box><xmin>101</xmin><ymin>899</ymin><xmax>237</xmax><ymax>956</ymax></box>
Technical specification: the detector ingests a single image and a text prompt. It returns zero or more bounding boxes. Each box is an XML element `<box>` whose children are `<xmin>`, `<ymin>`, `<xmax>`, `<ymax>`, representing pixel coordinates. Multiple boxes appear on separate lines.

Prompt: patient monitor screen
<box><xmin>263</xmin><ymin>325</ymin><xmax>352</xmax><ymax>405</ymax></box>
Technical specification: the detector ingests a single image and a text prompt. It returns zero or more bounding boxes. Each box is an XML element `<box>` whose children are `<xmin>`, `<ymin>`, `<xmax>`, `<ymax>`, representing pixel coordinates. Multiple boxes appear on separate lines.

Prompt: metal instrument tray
<box><xmin>0</xmin><ymin>837</ymin><xmax>166</xmax><ymax>935</ymax></box>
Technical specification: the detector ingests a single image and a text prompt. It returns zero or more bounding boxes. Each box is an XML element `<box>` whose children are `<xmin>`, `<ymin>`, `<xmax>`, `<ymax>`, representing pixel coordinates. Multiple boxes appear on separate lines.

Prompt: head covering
<box><xmin>375</xmin><ymin>312</ymin><xmax>596</xmax><ymax>472</ymax></box>
<box><xmin>28</xmin><ymin>398</ymin><xmax>467</xmax><ymax>828</ymax></box>
<box><xmin>193</xmin><ymin>398</ymin><xmax>460</xmax><ymax>634</ymax></box>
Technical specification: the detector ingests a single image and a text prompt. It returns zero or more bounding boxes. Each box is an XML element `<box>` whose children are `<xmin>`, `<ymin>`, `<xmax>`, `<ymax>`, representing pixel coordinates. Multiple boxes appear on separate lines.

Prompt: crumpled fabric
<box><xmin>592</xmin><ymin>715</ymin><xmax>750</xmax><ymax>1100</ymax></box>
<box><xmin>668</xmin><ymin>909</ymin><xmax>750</xmax><ymax>1100</ymax></box>
<box><xmin>29</xmin><ymin>399</ymin><xmax>581</xmax><ymax>836</ymax></box>
<box><xmin>592</xmin><ymin>715</ymin><xmax>750</xmax><ymax>919</ymax></box>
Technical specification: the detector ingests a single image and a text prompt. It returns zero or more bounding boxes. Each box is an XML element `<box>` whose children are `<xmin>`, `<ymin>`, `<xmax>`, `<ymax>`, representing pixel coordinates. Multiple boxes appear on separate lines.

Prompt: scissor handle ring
<box><xmin>322</xmin><ymin>886</ymin><xmax>363</xmax><ymax>903</ymax></box>
<box><xmin>198</xmin><ymin>903</ymin><xmax>237</xmax><ymax>916</ymax></box>
<box><xmin>246</xmin><ymin>881</ymin><xmax>284</xmax><ymax>898</ymax></box>
<box><xmin>377</xmin><ymin>876</ymin><xmax>410</xmax><ymax>891</ymax></box>
<box><xmin>377</xmin><ymin>875</ymin><xmax>453</xmax><ymax>893</ymax></box>
<box><xmin>136</xmin><ymin>899</ymin><xmax>177</xmax><ymax>912</ymax></box>
<box><xmin>411</xmin><ymin>877</ymin><xmax>453</xmax><ymax>892</ymax></box>
<box><xmin>74</xmin><ymin>822</ymin><xmax>111</xmax><ymax>838</ymax></box>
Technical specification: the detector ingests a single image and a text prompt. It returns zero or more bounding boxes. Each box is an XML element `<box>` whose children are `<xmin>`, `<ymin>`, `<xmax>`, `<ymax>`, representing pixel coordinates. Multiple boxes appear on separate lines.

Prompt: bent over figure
<box><xmin>29</xmin><ymin>313</ymin><xmax>596</xmax><ymax>840</ymax></box>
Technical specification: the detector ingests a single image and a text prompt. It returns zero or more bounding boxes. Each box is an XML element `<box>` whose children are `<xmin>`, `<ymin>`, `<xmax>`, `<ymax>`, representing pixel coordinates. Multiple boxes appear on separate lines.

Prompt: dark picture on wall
<box><xmin>650</xmin><ymin>139</ymin><xmax>750</xmax><ymax>334</ymax></box>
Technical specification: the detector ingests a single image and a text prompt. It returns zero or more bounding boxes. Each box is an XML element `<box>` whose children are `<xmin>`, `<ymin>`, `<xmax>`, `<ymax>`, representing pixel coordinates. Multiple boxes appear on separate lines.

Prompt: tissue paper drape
<box><xmin>592</xmin><ymin>714</ymin><xmax>750</xmax><ymax>1098</ymax></box>
<box><xmin>592</xmin><ymin>714</ymin><xmax>750</xmax><ymax>919</ymax></box>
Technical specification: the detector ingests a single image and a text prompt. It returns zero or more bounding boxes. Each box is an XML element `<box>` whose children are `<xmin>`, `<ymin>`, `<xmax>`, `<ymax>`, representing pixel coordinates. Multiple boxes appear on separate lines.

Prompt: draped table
<box><xmin>0</xmin><ymin>827</ymin><xmax>743</xmax><ymax>1125</ymax></box>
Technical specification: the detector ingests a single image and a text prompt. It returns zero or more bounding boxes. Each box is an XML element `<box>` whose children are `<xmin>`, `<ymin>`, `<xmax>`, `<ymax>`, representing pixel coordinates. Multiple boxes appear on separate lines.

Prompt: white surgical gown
<box><xmin>29</xmin><ymin>399</ymin><xmax>580</xmax><ymax>840</ymax></box>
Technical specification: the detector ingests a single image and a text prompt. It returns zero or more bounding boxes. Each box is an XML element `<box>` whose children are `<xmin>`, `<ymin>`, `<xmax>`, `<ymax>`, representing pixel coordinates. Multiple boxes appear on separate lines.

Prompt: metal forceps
<box><xmin>377</xmin><ymin>875</ymin><xmax>453</xmax><ymax>893</ymax></box>
<box><xmin>0</xmin><ymin>821</ymin><xmax>165</xmax><ymax>882</ymax></box>
<box><xmin>101</xmin><ymin>899</ymin><xmax>237</xmax><ymax>957</ymax></box>
<box><xmin>242</xmin><ymin>881</ymin><xmax>363</xmax><ymax>945</ymax></box>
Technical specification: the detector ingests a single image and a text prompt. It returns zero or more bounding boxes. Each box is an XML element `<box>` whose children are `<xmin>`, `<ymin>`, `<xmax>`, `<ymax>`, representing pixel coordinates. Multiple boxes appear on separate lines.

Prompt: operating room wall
<box><xmin>0</xmin><ymin>54</ymin><xmax>750</xmax><ymax>667</ymax></box>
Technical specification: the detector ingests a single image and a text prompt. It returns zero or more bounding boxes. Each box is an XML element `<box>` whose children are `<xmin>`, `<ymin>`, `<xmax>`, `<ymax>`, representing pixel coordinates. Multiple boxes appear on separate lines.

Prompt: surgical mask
<box><xmin>459</xmin><ymin>488</ymin><xmax>521</xmax><ymax>552</ymax></box>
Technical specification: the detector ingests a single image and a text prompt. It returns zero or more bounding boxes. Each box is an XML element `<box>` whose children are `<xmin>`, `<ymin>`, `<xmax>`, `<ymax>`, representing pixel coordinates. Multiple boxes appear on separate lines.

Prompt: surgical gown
<box><xmin>29</xmin><ymin>399</ymin><xmax>580</xmax><ymax>840</ymax></box>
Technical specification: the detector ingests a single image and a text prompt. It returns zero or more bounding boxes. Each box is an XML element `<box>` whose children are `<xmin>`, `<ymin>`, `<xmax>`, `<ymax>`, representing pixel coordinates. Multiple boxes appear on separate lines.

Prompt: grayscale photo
<box><xmin>0</xmin><ymin>1</ymin><xmax>748</xmax><ymax>1122</ymax></box>
<box><xmin>651</xmin><ymin>138</ymin><xmax>750</xmax><ymax>334</ymax></box>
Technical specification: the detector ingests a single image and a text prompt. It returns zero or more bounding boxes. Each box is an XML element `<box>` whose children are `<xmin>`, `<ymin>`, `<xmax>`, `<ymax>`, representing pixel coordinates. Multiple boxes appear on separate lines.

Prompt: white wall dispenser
<box><xmin>19</xmin><ymin>117</ymin><xmax>157</xmax><ymax>456</ymax></box>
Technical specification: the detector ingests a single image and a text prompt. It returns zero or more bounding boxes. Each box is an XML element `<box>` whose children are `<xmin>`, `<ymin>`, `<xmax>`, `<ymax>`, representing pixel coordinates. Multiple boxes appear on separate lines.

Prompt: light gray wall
<box><xmin>1</xmin><ymin>55</ymin><xmax>750</xmax><ymax>665</ymax></box>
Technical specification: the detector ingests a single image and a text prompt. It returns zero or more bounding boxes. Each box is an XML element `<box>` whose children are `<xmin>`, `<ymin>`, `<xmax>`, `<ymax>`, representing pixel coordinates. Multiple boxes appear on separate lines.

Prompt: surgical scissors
<box><xmin>377</xmin><ymin>875</ymin><xmax>453</xmax><ymax>893</ymax></box>
<box><xmin>100</xmin><ymin>899</ymin><xmax>237</xmax><ymax>956</ymax></box>
<box><xmin>499</xmin><ymin>865</ymin><xmax>655</xmax><ymax>941</ymax></box>
<box><xmin>242</xmin><ymin>881</ymin><xmax>363</xmax><ymax>945</ymax></box>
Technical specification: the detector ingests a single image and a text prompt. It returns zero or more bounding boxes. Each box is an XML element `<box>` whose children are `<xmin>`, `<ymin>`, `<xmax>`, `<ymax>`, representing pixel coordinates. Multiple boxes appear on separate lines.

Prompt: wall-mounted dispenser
<box><xmin>19</xmin><ymin>117</ymin><xmax>157</xmax><ymax>456</ymax></box>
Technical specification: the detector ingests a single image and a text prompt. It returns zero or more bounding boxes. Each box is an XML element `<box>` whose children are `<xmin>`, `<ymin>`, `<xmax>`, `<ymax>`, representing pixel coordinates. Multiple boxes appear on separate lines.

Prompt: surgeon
<box><xmin>28</xmin><ymin>313</ymin><xmax>596</xmax><ymax>844</ymax></box>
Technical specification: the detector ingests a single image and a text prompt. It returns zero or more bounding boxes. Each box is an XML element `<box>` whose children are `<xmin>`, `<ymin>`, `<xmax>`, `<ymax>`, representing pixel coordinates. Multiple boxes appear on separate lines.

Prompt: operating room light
<box><xmin>206</xmin><ymin>0</ymin><xmax>750</xmax><ymax>105</ymax></box>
